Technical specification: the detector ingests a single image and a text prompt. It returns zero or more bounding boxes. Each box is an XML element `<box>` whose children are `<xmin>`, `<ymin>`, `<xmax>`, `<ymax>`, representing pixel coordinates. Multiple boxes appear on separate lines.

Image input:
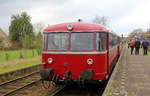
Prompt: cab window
<box><xmin>71</xmin><ymin>33</ymin><xmax>94</xmax><ymax>51</ymax></box>
<box><xmin>47</xmin><ymin>33</ymin><xmax>69</xmax><ymax>50</ymax></box>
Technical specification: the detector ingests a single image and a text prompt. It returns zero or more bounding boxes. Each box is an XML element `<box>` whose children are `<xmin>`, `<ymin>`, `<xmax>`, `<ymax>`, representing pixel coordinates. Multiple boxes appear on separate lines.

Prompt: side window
<box><xmin>109</xmin><ymin>33</ymin><xmax>119</xmax><ymax>48</ymax></box>
<box><xmin>113</xmin><ymin>35</ymin><xmax>117</xmax><ymax>45</ymax></box>
<box><xmin>109</xmin><ymin>34</ymin><xmax>113</xmax><ymax>48</ymax></box>
<box><xmin>118</xmin><ymin>37</ymin><xmax>121</xmax><ymax>44</ymax></box>
<box><xmin>96</xmin><ymin>33</ymin><xmax>107</xmax><ymax>51</ymax></box>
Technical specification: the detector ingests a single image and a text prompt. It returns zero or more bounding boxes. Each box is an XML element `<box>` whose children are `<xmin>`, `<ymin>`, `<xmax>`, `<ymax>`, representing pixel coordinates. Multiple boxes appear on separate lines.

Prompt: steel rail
<box><xmin>48</xmin><ymin>85</ymin><xmax>66</xmax><ymax>96</ymax></box>
<box><xmin>3</xmin><ymin>79</ymin><xmax>41</xmax><ymax>96</ymax></box>
<box><xmin>0</xmin><ymin>70</ymin><xmax>40</xmax><ymax>86</ymax></box>
<box><xmin>0</xmin><ymin>70</ymin><xmax>41</xmax><ymax>96</ymax></box>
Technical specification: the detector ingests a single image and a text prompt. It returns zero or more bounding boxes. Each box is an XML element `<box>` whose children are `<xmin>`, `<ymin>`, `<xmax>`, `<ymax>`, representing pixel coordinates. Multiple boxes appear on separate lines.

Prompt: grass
<box><xmin>0</xmin><ymin>49</ymin><xmax>39</xmax><ymax>62</ymax></box>
<box><xmin>0</xmin><ymin>74</ymin><xmax>19</xmax><ymax>82</ymax></box>
<box><xmin>0</xmin><ymin>56</ymin><xmax>41</xmax><ymax>74</ymax></box>
<box><xmin>21</xmin><ymin>79</ymin><xmax>32</xmax><ymax>83</ymax></box>
<box><xmin>38</xmin><ymin>94</ymin><xmax>47</xmax><ymax>96</ymax></box>
<box><xmin>107</xmin><ymin>94</ymin><xmax>113</xmax><ymax>96</ymax></box>
<box><xmin>38</xmin><ymin>92</ymin><xmax>50</xmax><ymax>96</ymax></box>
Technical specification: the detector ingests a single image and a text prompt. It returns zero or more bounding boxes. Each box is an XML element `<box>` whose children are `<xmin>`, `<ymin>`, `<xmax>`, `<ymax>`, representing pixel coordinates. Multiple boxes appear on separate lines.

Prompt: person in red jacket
<box><xmin>129</xmin><ymin>39</ymin><xmax>135</xmax><ymax>55</ymax></box>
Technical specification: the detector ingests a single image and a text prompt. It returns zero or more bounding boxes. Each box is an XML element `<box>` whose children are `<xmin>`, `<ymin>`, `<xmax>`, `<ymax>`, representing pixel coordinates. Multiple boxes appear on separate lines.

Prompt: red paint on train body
<box><xmin>41</xmin><ymin>22</ymin><xmax>121</xmax><ymax>84</ymax></box>
<box><xmin>44</xmin><ymin>22</ymin><xmax>108</xmax><ymax>32</ymax></box>
<box><xmin>42</xmin><ymin>53</ymin><xmax>108</xmax><ymax>80</ymax></box>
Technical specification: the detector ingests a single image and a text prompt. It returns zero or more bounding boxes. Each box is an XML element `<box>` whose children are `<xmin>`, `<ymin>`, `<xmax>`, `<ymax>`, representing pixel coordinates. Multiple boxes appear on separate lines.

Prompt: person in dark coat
<box><xmin>134</xmin><ymin>39</ymin><xmax>141</xmax><ymax>55</ymax></box>
<box><xmin>127</xmin><ymin>40</ymin><xmax>130</xmax><ymax>48</ymax></box>
<box><xmin>142</xmin><ymin>39</ymin><xmax>149</xmax><ymax>55</ymax></box>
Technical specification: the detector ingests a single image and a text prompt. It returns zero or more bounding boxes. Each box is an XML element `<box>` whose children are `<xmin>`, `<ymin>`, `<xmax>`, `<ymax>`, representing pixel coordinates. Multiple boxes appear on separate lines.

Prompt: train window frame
<box><xmin>42</xmin><ymin>33</ymin><xmax>47</xmax><ymax>50</ymax></box>
<box><xmin>96</xmin><ymin>32</ymin><xmax>107</xmax><ymax>51</ymax></box>
<box><xmin>109</xmin><ymin>33</ymin><xmax>119</xmax><ymax>48</ymax></box>
<box><xmin>47</xmin><ymin>32</ymin><xmax>69</xmax><ymax>51</ymax></box>
<box><xmin>70</xmin><ymin>32</ymin><xmax>95</xmax><ymax>51</ymax></box>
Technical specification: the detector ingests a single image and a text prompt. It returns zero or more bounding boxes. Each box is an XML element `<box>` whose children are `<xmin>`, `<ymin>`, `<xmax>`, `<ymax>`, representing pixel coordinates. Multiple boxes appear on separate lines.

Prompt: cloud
<box><xmin>0</xmin><ymin>0</ymin><xmax>68</xmax><ymax>32</ymax></box>
<box><xmin>0</xmin><ymin>0</ymin><xmax>150</xmax><ymax>36</ymax></box>
<box><xmin>110</xmin><ymin>0</ymin><xmax>150</xmax><ymax>36</ymax></box>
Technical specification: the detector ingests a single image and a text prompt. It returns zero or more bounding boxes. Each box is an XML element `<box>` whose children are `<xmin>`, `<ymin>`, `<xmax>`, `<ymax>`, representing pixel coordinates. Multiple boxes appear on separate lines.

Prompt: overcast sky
<box><xmin>1</xmin><ymin>0</ymin><xmax>150</xmax><ymax>36</ymax></box>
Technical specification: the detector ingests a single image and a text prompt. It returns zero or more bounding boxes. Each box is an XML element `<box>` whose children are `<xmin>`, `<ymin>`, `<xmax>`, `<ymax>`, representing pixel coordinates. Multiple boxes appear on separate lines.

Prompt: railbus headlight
<box><xmin>87</xmin><ymin>58</ymin><xmax>93</xmax><ymax>65</ymax></box>
<box><xmin>47</xmin><ymin>58</ymin><xmax>53</xmax><ymax>64</ymax></box>
<box><xmin>67</xmin><ymin>24</ymin><xmax>73</xmax><ymax>31</ymax></box>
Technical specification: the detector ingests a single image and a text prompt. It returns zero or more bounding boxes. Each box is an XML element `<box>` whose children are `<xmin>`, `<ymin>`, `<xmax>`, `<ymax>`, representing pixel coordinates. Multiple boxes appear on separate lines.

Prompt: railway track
<box><xmin>0</xmin><ymin>64</ymin><xmax>40</xmax><ymax>83</ymax></box>
<box><xmin>48</xmin><ymin>85</ymin><xmax>66</xmax><ymax>96</ymax></box>
<box><xmin>49</xmin><ymin>83</ymin><xmax>106</xmax><ymax>96</ymax></box>
<box><xmin>0</xmin><ymin>70</ymin><xmax>41</xmax><ymax>96</ymax></box>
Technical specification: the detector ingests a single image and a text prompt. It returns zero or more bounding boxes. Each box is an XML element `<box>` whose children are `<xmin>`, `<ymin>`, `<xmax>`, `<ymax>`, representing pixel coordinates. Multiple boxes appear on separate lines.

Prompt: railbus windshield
<box><xmin>48</xmin><ymin>33</ymin><xmax>69</xmax><ymax>50</ymax></box>
<box><xmin>44</xmin><ymin>32</ymin><xmax>107</xmax><ymax>52</ymax></box>
<box><xmin>71</xmin><ymin>33</ymin><xmax>94</xmax><ymax>51</ymax></box>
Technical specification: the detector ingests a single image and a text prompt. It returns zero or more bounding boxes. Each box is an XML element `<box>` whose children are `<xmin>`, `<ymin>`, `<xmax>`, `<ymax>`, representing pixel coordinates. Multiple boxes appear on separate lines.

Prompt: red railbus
<box><xmin>40</xmin><ymin>22</ymin><xmax>121</xmax><ymax>85</ymax></box>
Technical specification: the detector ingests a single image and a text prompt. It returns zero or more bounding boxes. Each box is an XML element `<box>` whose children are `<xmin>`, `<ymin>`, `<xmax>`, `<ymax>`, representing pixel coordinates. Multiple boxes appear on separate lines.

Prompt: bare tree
<box><xmin>93</xmin><ymin>15</ymin><xmax>108</xmax><ymax>26</ymax></box>
<box><xmin>33</xmin><ymin>22</ymin><xmax>44</xmax><ymax>53</ymax></box>
<box><xmin>33</xmin><ymin>22</ymin><xmax>45</xmax><ymax>34</ymax></box>
<box><xmin>128</xmin><ymin>28</ymin><xmax>144</xmax><ymax>38</ymax></box>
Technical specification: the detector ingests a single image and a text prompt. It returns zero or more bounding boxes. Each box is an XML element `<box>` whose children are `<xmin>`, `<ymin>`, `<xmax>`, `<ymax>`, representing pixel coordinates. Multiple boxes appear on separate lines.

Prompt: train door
<box><xmin>96</xmin><ymin>32</ymin><xmax>108</xmax><ymax>78</ymax></box>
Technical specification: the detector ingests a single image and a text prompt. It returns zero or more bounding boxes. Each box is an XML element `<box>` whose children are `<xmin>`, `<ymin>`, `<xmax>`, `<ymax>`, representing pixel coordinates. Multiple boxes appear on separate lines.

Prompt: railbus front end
<box><xmin>40</xmin><ymin>22</ymin><xmax>119</xmax><ymax>86</ymax></box>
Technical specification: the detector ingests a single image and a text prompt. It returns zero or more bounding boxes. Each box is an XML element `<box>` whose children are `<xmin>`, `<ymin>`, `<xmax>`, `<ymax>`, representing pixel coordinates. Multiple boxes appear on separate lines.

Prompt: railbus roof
<box><xmin>44</xmin><ymin>22</ymin><xmax>110</xmax><ymax>32</ymax></box>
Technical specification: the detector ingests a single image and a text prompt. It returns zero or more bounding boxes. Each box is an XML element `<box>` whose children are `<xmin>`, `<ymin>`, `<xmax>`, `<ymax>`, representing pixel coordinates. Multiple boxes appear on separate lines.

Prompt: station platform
<box><xmin>103</xmin><ymin>47</ymin><xmax>150</xmax><ymax>96</ymax></box>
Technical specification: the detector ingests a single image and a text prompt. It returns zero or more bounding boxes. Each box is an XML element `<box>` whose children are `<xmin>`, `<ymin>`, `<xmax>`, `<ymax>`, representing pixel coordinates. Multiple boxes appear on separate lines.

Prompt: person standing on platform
<box><xmin>129</xmin><ymin>39</ymin><xmax>135</xmax><ymax>55</ymax></box>
<box><xmin>127</xmin><ymin>40</ymin><xmax>130</xmax><ymax>48</ymax></box>
<box><xmin>134</xmin><ymin>39</ymin><xmax>141</xmax><ymax>55</ymax></box>
<box><xmin>142</xmin><ymin>39</ymin><xmax>149</xmax><ymax>55</ymax></box>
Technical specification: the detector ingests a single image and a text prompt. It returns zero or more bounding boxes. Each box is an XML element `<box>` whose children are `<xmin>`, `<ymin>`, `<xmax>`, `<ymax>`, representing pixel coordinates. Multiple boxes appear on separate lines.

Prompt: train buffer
<box><xmin>103</xmin><ymin>47</ymin><xmax>150</xmax><ymax>96</ymax></box>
